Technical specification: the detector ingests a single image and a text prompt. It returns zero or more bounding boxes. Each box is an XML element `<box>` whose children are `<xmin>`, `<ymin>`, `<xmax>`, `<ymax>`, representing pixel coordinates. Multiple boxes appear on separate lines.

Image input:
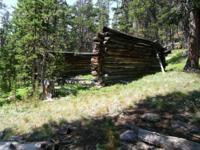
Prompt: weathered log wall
<box><xmin>64</xmin><ymin>52</ymin><xmax>93</xmax><ymax>77</ymax></box>
<box><xmin>92</xmin><ymin>27</ymin><xmax>169</xmax><ymax>86</ymax></box>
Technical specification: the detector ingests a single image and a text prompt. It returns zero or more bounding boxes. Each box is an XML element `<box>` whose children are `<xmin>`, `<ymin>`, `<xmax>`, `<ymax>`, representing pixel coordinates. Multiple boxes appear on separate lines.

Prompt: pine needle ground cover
<box><xmin>0</xmin><ymin>49</ymin><xmax>199</xmax><ymax>143</ymax></box>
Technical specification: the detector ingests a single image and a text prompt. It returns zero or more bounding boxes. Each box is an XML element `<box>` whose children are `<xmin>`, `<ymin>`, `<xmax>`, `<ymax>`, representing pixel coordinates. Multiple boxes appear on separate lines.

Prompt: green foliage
<box><xmin>5</xmin><ymin>0</ymin><xmax>72</xmax><ymax>95</ymax></box>
<box><xmin>95</xmin><ymin>0</ymin><xmax>110</xmax><ymax>32</ymax></box>
<box><xmin>166</xmin><ymin>49</ymin><xmax>187</xmax><ymax>71</ymax></box>
<box><xmin>71</xmin><ymin>0</ymin><xmax>98</xmax><ymax>52</ymax></box>
<box><xmin>15</xmin><ymin>87</ymin><xmax>31</xmax><ymax>100</ymax></box>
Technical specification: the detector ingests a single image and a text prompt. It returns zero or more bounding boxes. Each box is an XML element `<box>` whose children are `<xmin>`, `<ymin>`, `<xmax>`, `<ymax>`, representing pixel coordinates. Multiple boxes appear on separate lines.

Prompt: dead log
<box><xmin>137</xmin><ymin>128</ymin><xmax>200</xmax><ymax>150</ymax></box>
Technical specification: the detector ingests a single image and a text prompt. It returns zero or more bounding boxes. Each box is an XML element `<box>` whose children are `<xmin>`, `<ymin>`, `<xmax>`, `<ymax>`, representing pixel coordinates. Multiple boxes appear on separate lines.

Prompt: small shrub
<box><xmin>16</xmin><ymin>87</ymin><xmax>31</xmax><ymax>100</ymax></box>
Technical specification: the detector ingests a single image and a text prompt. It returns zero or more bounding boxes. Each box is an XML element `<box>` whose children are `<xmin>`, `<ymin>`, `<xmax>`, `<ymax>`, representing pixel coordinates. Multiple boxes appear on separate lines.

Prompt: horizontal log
<box><xmin>105</xmin><ymin>47</ymin><xmax>156</xmax><ymax>55</ymax></box>
<box><xmin>104</xmin><ymin>42</ymin><xmax>156</xmax><ymax>51</ymax></box>
<box><xmin>104</xmin><ymin>35</ymin><xmax>153</xmax><ymax>48</ymax></box>
<box><xmin>104</xmin><ymin>66</ymin><xmax>159</xmax><ymax>70</ymax></box>
<box><xmin>103</xmin><ymin>27</ymin><xmax>162</xmax><ymax>49</ymax></box>
<box><xmin>65</xmin><ymin>63</ymin><xmax>91</xmax><ymax>68</ymax></box>
<box><xmin>65</xmin><ymin>55</ymin><xmax>92</xmax><ymax>58</ymax></box>
<box><xmin>105</xmin><ymin>53</ymin><xmax>156</xmax><ymax>59</ymax></box>
<box><xmin>104</xmin><ymin>63</ymin><xmax>160</xmax><ymax>68</ymax></box>
<box><xmin>104</xmin><ymin>39</ymin><xmax>154</xmax><ymax>50</ymax></box>
<box><xmin>66</xmin><ymin>62</ymin><xmax>91</xmax><ymax>65</ymax></box>
<box><xmin>104</xmin><ymin>70</ymin><xmax>159</xmax><ymax>76</ymax></box>
<box><xmin>65</xmin><ymin>54</ymin><xmax>93</xmax><ymax>57</ymax></box>
<box><xmin>104</xmin><ymin>61</ymin><xmax>160</xmax><ymax>66</ymax></box>
<box><xmin>66</xmin><ymin>63</ymin><xmax>91</xmax><ymax>66</ymax></box>
<box><xmin>66</xmin><ymin>67</ymin><xmax>91</xmax><ymax>70</ymax></box>
<box><xmin>65</xmin><ymin>68</ymin><xmax>91</xmax><ymax>72</ymax></box>
<box><xmin>102</xmin><ymin>74</ymin><xmax>155</xmax><ymax>81</ymax></box>
<box><xmin>104</xmin><ymin>54</ymin><xmax>157</xmax><ymax>60</ymax></box>
<box><xmin>103</xmin><ymin>64</ymin><xmax>160</xmax><ymax>69</ymax></box>
<box><xmin>104</xmin><ymin>56</ymin><xmax>159</xmax><ymax>64</ymax></box>
<box><xmin>66</xmin><ymin>60</ymin><xmax>91</xmax><ymax>63</ymax></box>
<box><xmin>66</xmin><ymin>66</ymin><xmax>91</xmax><ymax>69</ymax></box>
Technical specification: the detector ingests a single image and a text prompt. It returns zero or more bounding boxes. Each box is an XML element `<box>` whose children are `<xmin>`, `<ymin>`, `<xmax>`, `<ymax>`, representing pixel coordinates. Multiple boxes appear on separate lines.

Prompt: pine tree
<box><xmin>0</xmin><ymin>3</ymin><xmax>15</xmax><ymax>92</ymax></box>
<box><xmin>112</xmin><ymin>0</ymin><xmax>131</xmax><ymax>33</ymax></box>
<box><xmin>96</xmin><ymin>0</ymin><xmax>110</xmax><ymax>32</ymax></box>
<box><xmin>11</xmin><ymin>0</ymin><xmax>71</xmax><ymax>97</ymax></box>
<box><xmin>72</xmin><ymin>0</ymin><xmax>97</xmax><ymax>52</ymax></box>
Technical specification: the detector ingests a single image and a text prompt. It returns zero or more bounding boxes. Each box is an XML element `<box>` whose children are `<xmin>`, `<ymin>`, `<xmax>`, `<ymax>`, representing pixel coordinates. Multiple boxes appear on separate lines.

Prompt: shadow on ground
<box><xmin>1</xmin><ymin>90</ymin><xmax>200</xmax><ymax>149</ymax></box>
<box><xmin>118</xmin><ymin>91</ymin><xmax>200</xmax><ymax>142</ymax></box>
<box><xmin>55</xmin><ymin>84</ymin><xmax>91</xmax><ymax>98</ymax></box>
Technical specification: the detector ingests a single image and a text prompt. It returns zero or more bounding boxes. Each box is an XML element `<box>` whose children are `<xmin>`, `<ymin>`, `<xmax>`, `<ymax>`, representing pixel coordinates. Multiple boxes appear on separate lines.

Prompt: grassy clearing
<box><xmin>166</xmin><ymin>49</ymin><xmax>187</xmax><ymax>71</ymax></box>
<box><xmin>0</xmin><ymin>49</ymin><xmax>200</xmax><ymax>140</ymax></box>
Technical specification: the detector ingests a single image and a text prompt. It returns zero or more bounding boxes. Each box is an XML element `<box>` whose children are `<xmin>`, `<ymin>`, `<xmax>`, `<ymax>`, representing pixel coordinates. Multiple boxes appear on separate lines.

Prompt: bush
<box><xmin>15</xmin><ymin>87</ymin><xmax>31</xmax><ymax>100</ymax></box>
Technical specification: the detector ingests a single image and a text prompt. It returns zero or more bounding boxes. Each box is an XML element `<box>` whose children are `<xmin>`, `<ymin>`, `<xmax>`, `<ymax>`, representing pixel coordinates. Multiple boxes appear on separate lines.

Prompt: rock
<box><xmin>120</xmin><ymin>143</ymin><xmax>137</xmax><ymax>150</ymax></box>
<box><xmin>171</xmin><ymin>120</ymin><xmax>187</xmax><ymax>131</ymax></box>
<box><xmin>135</xmin><ymin>142</ymin><xmax>155</xmax><ymax>150</ymax></box>
<box><xmin>120</xmin><ymin>142</ymin><xmax>156</xmax><ymax>150</ymax></box>
<box><xmin>8</xmin><ymin>136</ymin><xmax>24</xmax><ymax>142</ymax></box>
<box><xmin>0</xmin><ymin>132</ymin><xmax>3</xmax><ymax>140</ymax></box>
<box><xmin>120</xmin><ymin>130</ymin><xmax>137</xmax><ymax>143</ymax></box>
<box><xmin>141</xmin><ymin>113</ymin><xmax>160</xmax><ymax>122</ymax></box>
<box><xmin>189</xmin><ymin>125</ymin><xmax>200</xmax><ymax>133</ymax></box>
<box><xmin>171</xmin><ymin>120</ymin><xmax>200</xmax><ymax>134</ymax></box>
<box><xmin>0</xmin><ymin>141</ymin><xmax>54</xmax><ymax>150</ymax></box>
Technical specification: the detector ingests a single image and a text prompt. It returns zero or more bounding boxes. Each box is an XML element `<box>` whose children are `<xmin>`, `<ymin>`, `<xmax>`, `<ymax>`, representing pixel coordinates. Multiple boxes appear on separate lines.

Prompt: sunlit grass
<box><xmin>0</xmin><ymin>49</ymin><xmax>200</xmax><ymax>140</ymax></box>
<box><xmin>166</xmin><ymin>49</ymin><xmax>187</xmax><ymax>71</ymax></box>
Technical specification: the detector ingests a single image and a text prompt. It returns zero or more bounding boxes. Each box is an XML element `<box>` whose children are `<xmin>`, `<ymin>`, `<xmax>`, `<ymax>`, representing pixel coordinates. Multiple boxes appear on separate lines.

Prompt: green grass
<box><xmin>166</xmin><ymin>49</ymin><xmax>187</xmax><ymax>71</ymax></box>
<box><xmin>0</xmin><ymin>49</ymin><xmax>200</xmax><ymax>140</ymax></box>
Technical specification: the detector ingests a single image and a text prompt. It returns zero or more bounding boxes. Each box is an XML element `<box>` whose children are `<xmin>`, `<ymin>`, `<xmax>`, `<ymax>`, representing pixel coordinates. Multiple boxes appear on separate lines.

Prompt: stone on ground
<box><xmin>120</xmin><ymin>130</ymin><xmax>137</xmax><ymax>143</ymax></box>
<box><xmin>141</xmin><ymin>113</ymin><xmax>160</xmax><ymax>122</ymax></box>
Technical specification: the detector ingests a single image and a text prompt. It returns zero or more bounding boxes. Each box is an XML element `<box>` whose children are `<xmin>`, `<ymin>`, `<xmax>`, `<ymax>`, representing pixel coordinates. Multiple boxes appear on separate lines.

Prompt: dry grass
<box><xmin>0</xmin><ymin>49</ymin><xmax>200</xmax><ymax>139</ymax></box>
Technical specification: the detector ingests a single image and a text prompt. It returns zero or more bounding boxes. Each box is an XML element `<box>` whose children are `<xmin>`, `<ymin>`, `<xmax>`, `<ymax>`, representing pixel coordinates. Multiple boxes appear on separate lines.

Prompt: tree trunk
<box><xmin>31</xmin><ymin>59</ymin><xmax>37</xmax><ymax>93</ymax></box>
<box><xmin>182</xmin><ymin>16</ymin><xmax>189</xmax><ymax>49</ymax></box>
<box><xmin>184</xmin><ymin>7</ymin><xmax>200</xmax><ymax>71</ymax></box>
<box><xmin>41</xmin><ymin>54</ymin><xmax>46</xmax><ymax>99</ymax></box>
